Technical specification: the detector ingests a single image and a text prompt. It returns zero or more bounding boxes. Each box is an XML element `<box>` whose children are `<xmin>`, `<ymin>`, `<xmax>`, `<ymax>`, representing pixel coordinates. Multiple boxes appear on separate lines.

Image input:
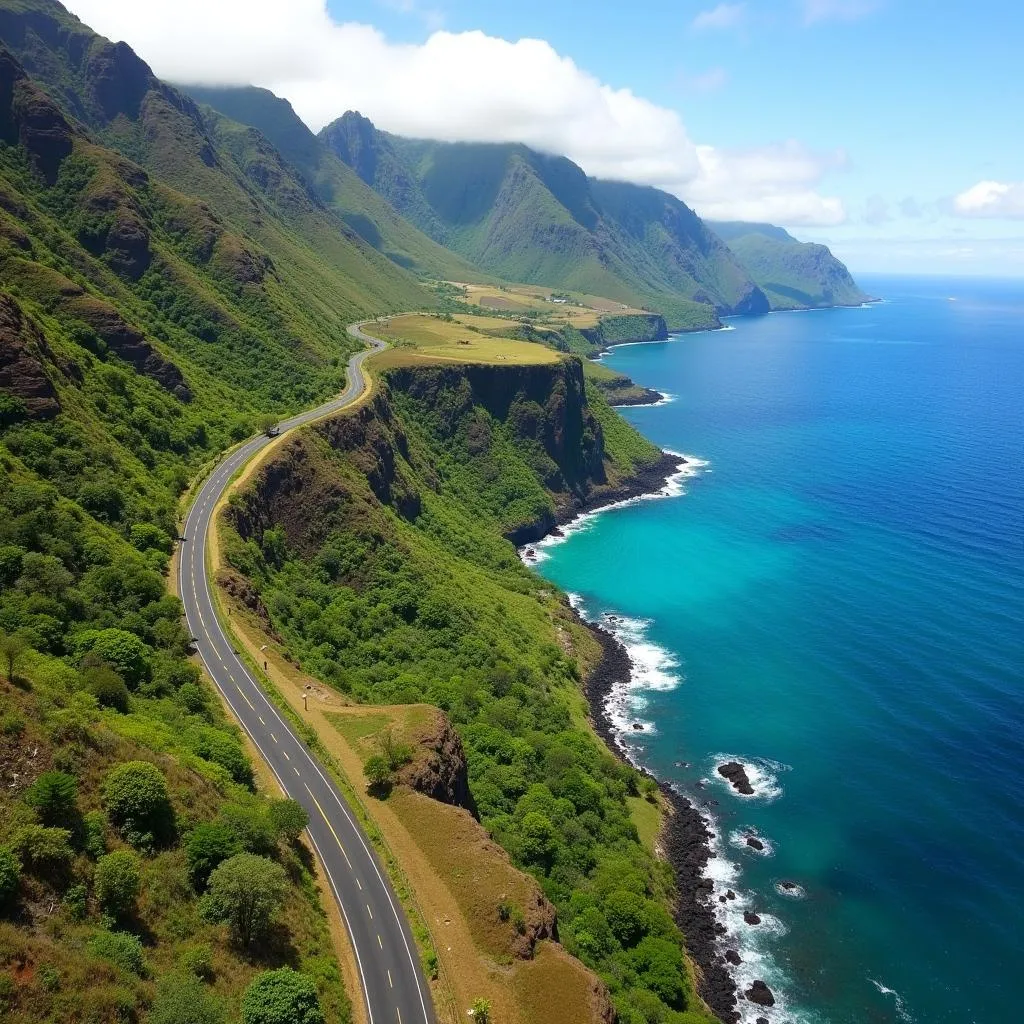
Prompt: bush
<box><xmin>10</xmin><ymin>825</ymin><xmax>74</xmax><ymax>875</ymax></box>
<box><xmin>605</xmin><ymin>889</ymin><xmax>650</xmax><ymax>947</ymax></box>
<box><xmin>363</xmin><ymin>753</ymin><xmax>391</xmax><ymax>793</ymax></box>
<box><xmin>268</xmin><ymin>799</ymin><xmax>308</xmax><ymax>843</ymax></box>
<box><xmin>0</xmin><ymin>847</ymin><xmax>21</xmax><ymax>907</ymax></box>
<box><xmin>218</xmin><ymin>802</ymin><xmax>275</xmax><ymax>855</ymax></box>
<box><xmin>178</xmin><ymin>943</ymin><xmax>214</xmax><ymax>981</ymax></box>
<box><xmin>149</xmin><ymin>973</ymin><xmax>224</xmax><ymax>1024</ymax></box>
<box><xmin>88</xmin><ymin>931</ymin><xmax>146</xmax><ymax>975</ymax></box>
<box><xmin>23</xmin><ymin>770</ymin><xmax>78</xmax><ymax>827</ymax></box>
<box><xmin>84</xmin><ymin>665</ymin><xmax>131</xmax><ymax>713</ymax></box>
<box><xmin>94</xmin><ymin>850</ymin><xmax>141</xmax><ymax>917</ymax></box>
<box><xmin>186</xmin><ymin>820</ymin><xmax>242</xmax><ymax>889</ymax></box>
<box><xmin>202</xmin><ymin>853</ymin><xmax>288</xmax><ymax>947</ymax></box>
<box><xmin>64</xmin><ymin>882</ymin><xmax>88</xmax><ymax>920</ymax></box>
<box><xmin>73</xmin><ymin>629</ymin><xmax>152</xmax><ymax>689</ymax></box>
<box><xmin>102</xmin><ymin>760</ymin><xmax>173</xmax><ymax>847</ymax></box>
<box><xmin>83</xmin><ymin>810</ymin><xmax>107</xmax><ymax>858</ymax></box>
<box><xmin>195</xmin><ymin>730</ymin><xmax>252</xmax><ymax>786</ymax></box>
<box><xmin>241</xmin><ymin>968</ymin><xmax>325</xmax><ymax>1024</ymax></box>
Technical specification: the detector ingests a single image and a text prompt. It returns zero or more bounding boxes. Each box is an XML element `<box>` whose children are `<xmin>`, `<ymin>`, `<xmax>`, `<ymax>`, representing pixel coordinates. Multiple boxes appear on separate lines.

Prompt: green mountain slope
<box><xmin>710</xmin><ymin>220</ymin><xmax>870</xmax><ymax>310</ymax></box>
<box><xmin>181</xmin><ymin>85</ymin><xmax>485</xmax><ymax>282</ymax></box>
<box><xmin>0</xmin><ymin>0</ymin><xmax>431</xmax><ymax>327</ymax></box>
<box><xmin>0</xmin><ymin>5</ymin><xmax>417</xmax><ymax>1017</ymax></box>
<box><xmin>321</xmin><ymin>111</ymin><xmax>769</xmax><ymax>329</ymax></box>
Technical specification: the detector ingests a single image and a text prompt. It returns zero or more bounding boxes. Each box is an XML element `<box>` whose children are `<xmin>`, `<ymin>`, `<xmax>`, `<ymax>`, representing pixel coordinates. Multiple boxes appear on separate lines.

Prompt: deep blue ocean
<box><xmin>531</xmin><ymin>276</ymin><xmax>1024</xmax><ymax>1024</ymax></box>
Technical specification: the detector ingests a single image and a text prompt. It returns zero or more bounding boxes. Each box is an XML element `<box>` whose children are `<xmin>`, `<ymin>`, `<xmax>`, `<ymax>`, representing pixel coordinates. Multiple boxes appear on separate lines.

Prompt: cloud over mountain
<box><xmin>954</xmin><ymin>181</ymin><xmax>1024</xmax><ymax>219</ymax></box>
<box><xmin>65</xmin><ymin>0</ymin><xmax>847</xmax><ymax>226</ymax></box>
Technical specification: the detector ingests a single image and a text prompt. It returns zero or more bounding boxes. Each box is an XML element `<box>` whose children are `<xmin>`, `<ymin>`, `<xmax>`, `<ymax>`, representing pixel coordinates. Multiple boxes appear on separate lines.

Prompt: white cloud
<box><xmin>953</xmin><ymin>181</ymin><xmax>1024</xmax><ymax>219</ymax></box>
<box><xmin>802</xmin><ymin>0</ymin><xmax>880</xmax><ymax>24</ymax></box>
<box><xmin>64</xmin><ymin>0</ymin><xmax>846</xmax><ymax>226</ymax></box>
<box><xmin>692</xmin><ymin>3</ymin><xmax>746</xmax><ymax>30</ymax></box>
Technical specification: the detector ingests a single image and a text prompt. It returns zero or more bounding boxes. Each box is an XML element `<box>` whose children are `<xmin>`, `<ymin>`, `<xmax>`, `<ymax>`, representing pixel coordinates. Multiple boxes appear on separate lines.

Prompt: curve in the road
<box><xmin>178</xmin><ymin>323</ymin><xmax>434</xmax><ymax>1024</ymax></box>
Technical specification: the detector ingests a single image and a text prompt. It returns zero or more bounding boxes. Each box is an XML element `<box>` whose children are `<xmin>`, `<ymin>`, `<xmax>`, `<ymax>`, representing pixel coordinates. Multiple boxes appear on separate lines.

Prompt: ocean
<box><xmin>529</xmin><ymin>276</ymin><xmax>1024</xmax><ymax>1024</ymax></box>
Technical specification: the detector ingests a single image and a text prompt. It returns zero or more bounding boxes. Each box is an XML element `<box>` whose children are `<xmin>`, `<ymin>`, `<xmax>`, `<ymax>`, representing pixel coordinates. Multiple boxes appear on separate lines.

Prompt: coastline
<box><xmin>517</xmin><ymin>425</ymin><xmax>740</xmax><ymax>1023</ymax></box>
<box><xmin>583</xmin><ymin>622</ymin><xmax>739</xmax><ymax>1023</ymax></box>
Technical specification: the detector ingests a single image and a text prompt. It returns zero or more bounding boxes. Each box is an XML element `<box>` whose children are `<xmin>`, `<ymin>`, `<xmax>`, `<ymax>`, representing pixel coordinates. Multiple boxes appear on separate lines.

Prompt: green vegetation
<box><xmin>202</xmin><ymin>853</ymin><xmax>289</xmax><ymax>948</ymax></box>
<box><xmin>93</xmin><ymin>849</ymin><xmax>142</xmax><ymax>918</ymax></box>
<box><xmin>710</xmin><ymin>221</ymin><xmax>869</xmax><ymax>310</ymax></box>
<box><xmin>241</xmin><ymin>967</ymin><xmax>326</xmax><ymax>1024</ymax></box>
<box><xmin>321</xmin><ymin>112</ymin><xmax>765</xmax><ymax>328</ymax></box>
<box><xmin>221</xmin><ymin>360</ymin><xmax>714</xmax><ymax>1023</ymax></box>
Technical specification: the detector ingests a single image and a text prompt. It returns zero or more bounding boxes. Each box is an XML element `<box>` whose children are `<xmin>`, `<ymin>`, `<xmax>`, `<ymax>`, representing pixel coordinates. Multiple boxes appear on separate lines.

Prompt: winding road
<box><xmin>177</xmin><ymin>322</ymin><xmax>435</xmax><ymax>1024</ymax></box>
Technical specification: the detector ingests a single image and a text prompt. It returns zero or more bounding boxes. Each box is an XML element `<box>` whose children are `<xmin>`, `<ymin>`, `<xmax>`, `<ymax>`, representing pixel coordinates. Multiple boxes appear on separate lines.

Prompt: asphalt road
<box><xmin>178</xmin><ymin>322</ymin><xmax>434</xmax><ymax>1024</ymax></box>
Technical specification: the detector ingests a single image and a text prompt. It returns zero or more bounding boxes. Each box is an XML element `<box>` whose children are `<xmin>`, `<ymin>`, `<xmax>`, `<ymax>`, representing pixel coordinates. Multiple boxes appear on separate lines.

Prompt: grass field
<box><xmin>367</xmin><ymin>313</ymin><xmax>561</xmax><ymax>365</ymax></box>
<box><xmin>447</xmin><ymin>282</ymin><xmax>643</xmax><ymax>330</ymax></box>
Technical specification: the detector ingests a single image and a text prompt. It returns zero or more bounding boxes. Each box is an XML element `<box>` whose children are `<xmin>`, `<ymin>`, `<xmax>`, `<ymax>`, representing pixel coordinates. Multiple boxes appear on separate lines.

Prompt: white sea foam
<box><xmin>710</xmin><ymin>754</ymin><xmax>786</xmax><ymax>802</ymax></box>
<box><xmin>730</xmin><ymin>828</ymin><xmax>775</xmax><ymax>858</ymax></box>
<box><xmin>871</xmin><ymin>979</ymin><xmax>915</xmax><ymax>1022</ymax></box>
<box><xmin>518</xmin><ymin>453</ymin><xmax>707</xmax><ymax>567</ymax></box>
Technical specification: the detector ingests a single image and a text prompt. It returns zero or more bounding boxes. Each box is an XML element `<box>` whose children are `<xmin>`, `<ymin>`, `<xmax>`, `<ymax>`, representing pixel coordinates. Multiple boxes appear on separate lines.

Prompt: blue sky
<box><xmin>70</xmin><ymin>0</ymin><xmax>1024</xmax><ymax>275</ymax></box>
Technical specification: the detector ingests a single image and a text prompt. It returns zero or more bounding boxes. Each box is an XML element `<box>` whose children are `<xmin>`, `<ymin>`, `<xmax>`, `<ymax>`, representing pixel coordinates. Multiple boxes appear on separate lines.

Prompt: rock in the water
<box><xmin>719</xmin><ymin>895</ymin><xmax>727</xmax><ymax>903</ymax></box>
<box><xmin>756</xmin><ymin>1018</ymin><xmax>770</xmax><ymax>1024</ymax></box>
<box><xmin>632</xmin><ymin>722</ymin><xmax>644</xmax><ymax>731</ymax></box>
<box><xmin>718</xmin><ymin>760</ymin><xmax>755</xmax><ymax>795</ymax></box>
<box><xmin>746</xmin><ymin>835</ymin><xmax>765</xmax><ymax>851</ymax></box>
<box><xmin>744</xmin><ymin>910</ymin><xmax>761</xmax><ymax>925</ymax></box>
<box><xmin>745</xmin><ymin>981</ymin><xmax>775</xmax><ymax>1007</ymax></box>
<box><xmin>726</xmin><ymin>890</ymin><xmax>736</xmax><ymax>900</ymax></box>
<box><xmin>725</xmin><ymin>949</ymin><xmax>741</xmax><ymax>966</ymax></box>
<box><xmin>779</xmin><ymin>880</ymin><xmax>798</xmax><ymax>890</ymax></box>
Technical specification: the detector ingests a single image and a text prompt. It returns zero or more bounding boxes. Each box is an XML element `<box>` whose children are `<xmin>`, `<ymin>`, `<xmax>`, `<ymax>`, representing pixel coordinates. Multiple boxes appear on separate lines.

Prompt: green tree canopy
<box><xmin>102</xmin><ymin>760</ymin><xmax>173</xmax><ymax>847</ymax></box>
<box><xmin>268</xmin><ymin>799</ymin><xmax>309</xmax><ymax>843</ymax></box>
<box><xmin>0</xmin><ymin>847</ymin><xmax>20</xmax><ymax>908</ymax></box>
<box><xmin>203</xmin><ymin>853</ymin><xmax>288</xmax><ymax>947</ymax></box>
<box><xmin>241</xmin><ymin>968</ymin><xmax>325</xmax><ymax>1024</ymax></box>
<box><xmin>94</xmin><ymin>849</ymin><xmax>141</xmax><ymax>918</ymax></box>
<box><xmin>186</xmin><ymin>820</ymin><xmax>242</xmax><ymax>889</ymax></box>
<box><xmin>23</xmin><ymin>770</ymin><xmax>78</xmax><ymax>827</ymax></box>
<box><xmin>73</xmin><ymin>629</ymin><xmax>153</xmax><ymax>688</ymax></box>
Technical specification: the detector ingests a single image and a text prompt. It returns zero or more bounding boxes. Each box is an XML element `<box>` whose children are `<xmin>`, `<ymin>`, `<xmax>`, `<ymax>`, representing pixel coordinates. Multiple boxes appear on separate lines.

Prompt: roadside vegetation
<box><xmin>220</xmin><ymin>360</ymin><xmax>716</xmax><ymax>1024</ymax></box>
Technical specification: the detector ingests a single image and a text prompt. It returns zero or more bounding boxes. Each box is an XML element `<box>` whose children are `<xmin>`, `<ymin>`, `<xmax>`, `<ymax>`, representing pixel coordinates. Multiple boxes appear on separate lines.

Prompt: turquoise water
<box><xmin>532</xmin><ymin>277</ymin><xmax>1024</xmax><ymax>1024</ymax></box>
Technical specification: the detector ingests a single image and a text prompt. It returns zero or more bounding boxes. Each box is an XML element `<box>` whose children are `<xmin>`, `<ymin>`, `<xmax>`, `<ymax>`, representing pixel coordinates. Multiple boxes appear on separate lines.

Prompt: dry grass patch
<box><xmin>367</xmin><ymin>314</ymin><xmax>559</xmax><ymax>366</ymax></box>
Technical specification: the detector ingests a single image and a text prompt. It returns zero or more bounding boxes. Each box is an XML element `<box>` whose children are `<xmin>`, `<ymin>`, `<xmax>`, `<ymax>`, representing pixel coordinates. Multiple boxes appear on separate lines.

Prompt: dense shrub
<box><xmin>178</xmin><ymin>943</ymin><xmax>215</xmax><ymax>980</ymax></box>
<box><xmin>73</xmin><ymin>630</ymin><xmax>152</xmax><ymax>688</ymax></box>
<box><xmin>149</xmin><ymin>973</ymin><xmax>225</xmax><ymax>1024</ymax></box>
<box><xmin>94</xmin><ymin>850</ymin><xmax>141</xmax><ymax>918</ymax></box>
<box><xmin>241</xmin><ymin>968</ymin><xmax>325</xmax><ymax>1024</ymax></box>
<box><xmin>0</xmin><ymin>847</ymin><xmax>21</xmax><ymax>908</ymax></box>
<box><xmin>202</xmin><ymin>853</ymin><xmax>287</xmax><ymax>947</ymax></box>
<box><xmin>10</xmin><ymin>825</ymin><xmax>74</xmax><ymax>875</ymax></box>
<box><xmin>186</xmin><ymin>821</ymin><xmax>242</xmax><ymax>888</ymax></box>
<box><xmin>88</xmin><ymin>930</ymin><xmax>146</xmax><ymax>975</ymax></box>
<box><xmin>84</xmin><ymin>665</ymin><xmax>131</xmax><ymax>712</ymax></box>
<box><xmin>268</xmin><ymin>799</ymin><xmax>308</xmax><ymax>843</ymax></box>
<box><xmin>102</xmin><ymin>760</ymin><xmax>173</xmax><ymax>847</ymax></box>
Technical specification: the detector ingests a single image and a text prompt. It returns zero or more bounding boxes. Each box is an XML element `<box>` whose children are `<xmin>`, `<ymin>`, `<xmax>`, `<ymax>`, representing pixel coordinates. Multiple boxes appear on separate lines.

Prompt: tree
<box><xmin>203</xmin><ymin>853</ymin><xmax>287</xmax><ymax>947</ymax></box>
<box><xmin>87</xmin><ymin>930</ymin><xmax>145</xmax><ymax>975</ymax></box>
<box><xmin>241</xmin><ymin>968</ymin><xmax>325</xmax><ymax>1024</ymax></box>
<box><xmin>469</xmin><ymin>998</ymin><xmax>492</xmax><ymax>1023</ymax></box>
<box><xmin>10</xmin><ymin>825</ymin><xmax>74</xmax><ymax>876</ymax></box>
<box><xmin>84</xmin><ymin>664</ymin><xmax>131</xmax><ymax>712</ymax></box>
<box><xmin>149</xmin><ymin>973</ymin><xmax>225</xmax><ymax>1024</ymax></box>
<box><xmin>0</xmin><ymin>632</ymin><xmax>27</xmax><ymax>683</ymax></box>
<box><xmin>268</xmin><ymin>799</ymin><xmax>309</xmax><ymax>843</ymax></box>
<box><xmin>94</xmin><ymin>850</ymin><xmax>141</xmax><ymax>918</ymax></box>
<box><xmin>74</xmin><ymin>629</ymin><xmax>153</xmax><ymax>689</ymax></box>
<box><xmin>0</xmin><ymin>847</ymin><xmax>20</xmax><ymax>908</ymax></box>
<box><xmin>518</xmin><ymin>811</ymin><xmax>557</xmax><ymax>871</ymax></box>
<box><xmin>363</xmin><ymin>753</ymin><xmax>391</xmax><ymax>794</ymax></box>
<box><xmin>102</xmin><ymin>760</ymin><xmax>173</xmax><ymax>847</ymax></box>
<box><xmin>604</xmin><ymin>890</ymin><xmax>650</xmax><ymax>948</ymax></box>
<box><xmin>23</xmin><ymin>770</ymin><xmax>78</xmax><ymax>827</ymax></box>
<box><xmin>186</xmin><ymin>820</ymin><xmax>242</xmax><ymax>888</ymax></box>
<box><xmin>256</xmin><ymin>414</ymin><xmax>279</xmax><ymax>437</ymax></box>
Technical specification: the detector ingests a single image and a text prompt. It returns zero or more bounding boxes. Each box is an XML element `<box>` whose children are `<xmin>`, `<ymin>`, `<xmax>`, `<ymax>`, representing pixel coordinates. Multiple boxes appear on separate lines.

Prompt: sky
<box><xmin>64</xmin><ymin>0</ymin><xmax>1024</xmax><ymax>276</ymax></box>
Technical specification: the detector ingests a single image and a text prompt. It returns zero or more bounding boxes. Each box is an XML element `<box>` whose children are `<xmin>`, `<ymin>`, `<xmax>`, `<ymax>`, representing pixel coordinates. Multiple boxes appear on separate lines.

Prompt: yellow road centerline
<box><xmin>303</xmin><ymin>783</ymin><xmax>353</xmax><ymax>869</ymax></box>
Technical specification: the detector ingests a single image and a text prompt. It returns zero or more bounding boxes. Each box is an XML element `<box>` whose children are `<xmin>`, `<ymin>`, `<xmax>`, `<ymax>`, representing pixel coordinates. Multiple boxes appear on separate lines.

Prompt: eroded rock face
<box><xmin>0</xmin><ymin>48</ymin><xmax>73</xmax><ymax>183</ymax></box>
<box><xmin>0</xmin><ymin>292</ymin><xmax>60</xmax><ymax>418</ymax></box>
<box><xmin>396</xmin><ymin>710</ymin><xmax>474</xmax><ymax>812</ymax></box>
<box><xmin>65</xmin><ymin>294</ymin><xmax>191</xmax><ymax>401</ymax></box>
<box><xmin>216</xmin><ymin>568</ymin><xmax>279</xmax><ymax>638</ymax></box>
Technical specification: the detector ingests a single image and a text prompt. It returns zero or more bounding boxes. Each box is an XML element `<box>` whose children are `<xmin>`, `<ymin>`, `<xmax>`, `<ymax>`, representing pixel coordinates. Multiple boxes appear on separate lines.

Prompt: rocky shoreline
<box><xmin>582</xmin><ymin>622</ymin><xmax>740</xmax><ymax>1024</ymax></box>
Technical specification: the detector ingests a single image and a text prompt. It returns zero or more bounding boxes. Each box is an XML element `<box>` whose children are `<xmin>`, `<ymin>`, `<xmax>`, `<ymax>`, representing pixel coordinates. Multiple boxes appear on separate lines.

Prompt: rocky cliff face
<box><xmin>396</xmin><ymin>708</ymin><xmax>474</xmax><ymax>812</ymax></box>
<box><xmin>0</xmin><ymin>292</ymin><xmax>60</xmax><ymax>418</ymax></box>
